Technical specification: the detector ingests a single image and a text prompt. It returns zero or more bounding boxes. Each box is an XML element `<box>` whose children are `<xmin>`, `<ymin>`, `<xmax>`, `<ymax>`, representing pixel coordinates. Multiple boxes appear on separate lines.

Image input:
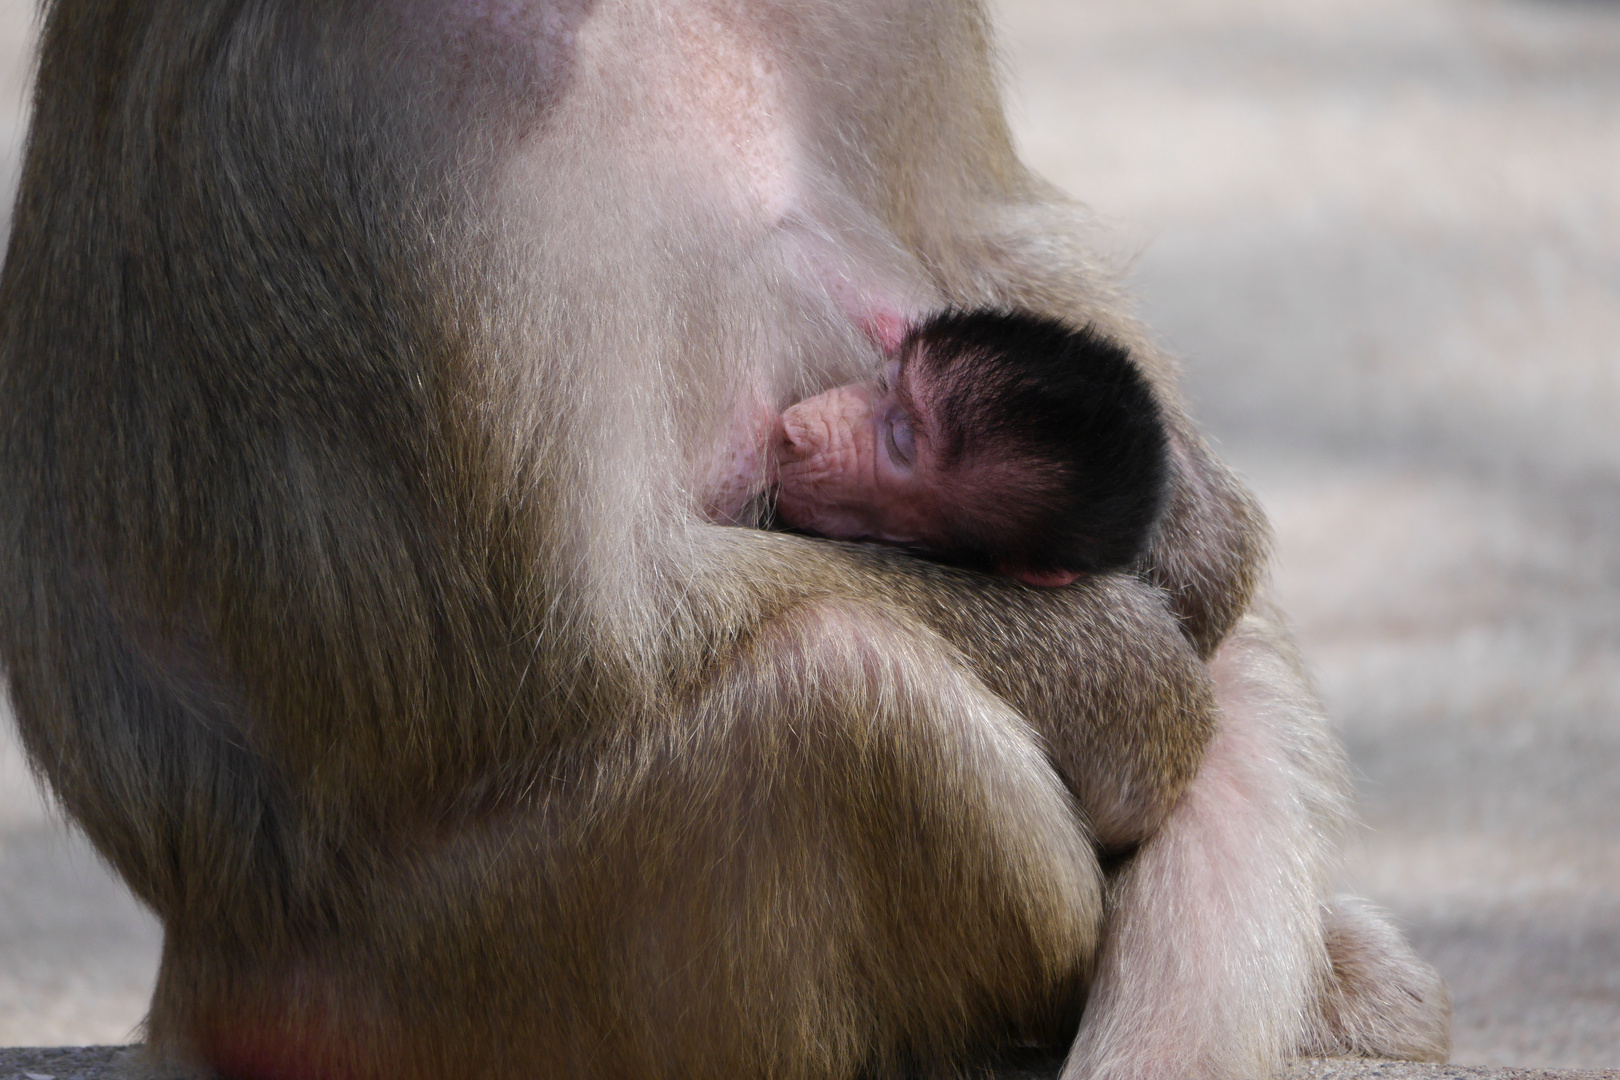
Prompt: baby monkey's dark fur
<box><xmin>902</xmin><ymin>308</ymin><xmax>1169</xmax><ymax>577</ymax></box>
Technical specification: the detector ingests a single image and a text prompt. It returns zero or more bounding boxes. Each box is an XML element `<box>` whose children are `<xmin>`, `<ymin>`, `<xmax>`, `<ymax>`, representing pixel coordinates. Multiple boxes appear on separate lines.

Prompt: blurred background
<box><xmin>0</xmin><ymin>0</ymin><xmax>1616</xmax><ymax>1066</ymax></box>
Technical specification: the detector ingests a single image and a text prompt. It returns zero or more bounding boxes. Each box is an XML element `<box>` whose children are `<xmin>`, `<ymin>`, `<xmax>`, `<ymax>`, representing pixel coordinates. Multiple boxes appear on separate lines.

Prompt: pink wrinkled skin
<box><xmin>774</xmin><ymin>383</ymin><xmax>943</xmax><ymax>546</ymax></box>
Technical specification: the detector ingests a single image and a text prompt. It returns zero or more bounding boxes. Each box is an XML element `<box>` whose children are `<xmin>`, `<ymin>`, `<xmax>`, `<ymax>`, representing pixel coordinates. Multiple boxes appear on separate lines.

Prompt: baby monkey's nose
<box><xmin>780</xmin><ymin>391</ymin><xmax>850</xmax><ymax>457</ymax></box>
<box><xmin>781</xmin><ymin>386</ymin><xmax>874</xmax><ymax>445</ymax></box>
<box><xmin>776</xmin><ymin>405</ymin><xmax>815</xmax><ymax>460</ymax></box>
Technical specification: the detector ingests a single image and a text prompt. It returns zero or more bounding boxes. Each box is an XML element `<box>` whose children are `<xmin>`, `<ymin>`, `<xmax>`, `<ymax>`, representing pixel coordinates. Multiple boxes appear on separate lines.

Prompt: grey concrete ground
<box><xmin>1</xmin><ymin>0</ymin><xmax>1617</xmax><ymax>1069</ymax></box>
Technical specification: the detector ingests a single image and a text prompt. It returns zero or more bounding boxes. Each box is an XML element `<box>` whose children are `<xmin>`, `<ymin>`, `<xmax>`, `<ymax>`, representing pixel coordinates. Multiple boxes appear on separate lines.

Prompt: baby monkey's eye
<box><xmin>884</xmin><ymin>408</ymin><xmax>916</xmax><ymax>468</ymax></box>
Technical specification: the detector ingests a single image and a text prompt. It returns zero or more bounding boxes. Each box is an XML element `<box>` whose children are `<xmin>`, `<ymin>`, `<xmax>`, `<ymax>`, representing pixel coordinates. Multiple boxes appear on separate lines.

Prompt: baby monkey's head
<box><xmin>773</xmin><ymin>308</ymin><xmax>1169</xmax><ymax>584</ymax></box>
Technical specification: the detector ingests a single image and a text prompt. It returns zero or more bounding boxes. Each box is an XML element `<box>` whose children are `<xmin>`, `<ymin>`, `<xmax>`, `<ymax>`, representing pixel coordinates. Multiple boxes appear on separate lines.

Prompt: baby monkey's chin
<box><xmin>1002</xmin><ymin>566</ymin><xmax>1084</xmax><ymax>588</ymax></box>
<box><xmin>772</xmin><ymin>500</ymin><xmax>913</xmax><ymax>545</ymax></box>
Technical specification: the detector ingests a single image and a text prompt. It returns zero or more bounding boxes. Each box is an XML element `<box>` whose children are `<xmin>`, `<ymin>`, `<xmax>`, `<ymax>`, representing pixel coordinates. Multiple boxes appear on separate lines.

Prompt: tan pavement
<box><xmin>1</xmin><ymin>0</ymin><xmax>1617</xmax><ymax>1067</ymax></box>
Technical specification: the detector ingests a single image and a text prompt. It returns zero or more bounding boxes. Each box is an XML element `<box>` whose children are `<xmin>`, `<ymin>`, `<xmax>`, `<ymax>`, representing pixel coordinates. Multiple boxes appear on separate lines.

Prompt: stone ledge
<box><xmin>1287</xmin><ymin>1064</ymin><xmax>1620</xmax><ymax>1080</ymax></box>
<box><xmin>1</xmin><ymin>1048</ymin><xmax>1615</xmax><ymax>1080</ymax></box>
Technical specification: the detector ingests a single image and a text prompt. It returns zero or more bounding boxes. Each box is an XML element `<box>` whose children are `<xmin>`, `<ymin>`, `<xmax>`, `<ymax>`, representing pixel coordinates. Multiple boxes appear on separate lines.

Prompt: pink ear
<box><xmin>1008</xmin><ymin>568</ymin><xmax>1082</xmax><ymax>588</ymax></box>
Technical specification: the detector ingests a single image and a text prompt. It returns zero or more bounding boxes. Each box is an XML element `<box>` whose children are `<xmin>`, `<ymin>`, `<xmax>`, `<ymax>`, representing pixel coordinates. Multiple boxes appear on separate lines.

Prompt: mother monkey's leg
<box><xmin>1063</xmin><ymin>606</ymin><xmax>1447</xmax><ymax>1080</ymax></box>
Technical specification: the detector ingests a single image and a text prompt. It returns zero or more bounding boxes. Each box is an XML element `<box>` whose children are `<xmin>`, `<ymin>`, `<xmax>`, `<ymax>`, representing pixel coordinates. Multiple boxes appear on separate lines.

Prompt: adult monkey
<box><xmin>0</xmin><ymin>1</ymin><xmax>1449</xmax><ymax>1078</ymax></box>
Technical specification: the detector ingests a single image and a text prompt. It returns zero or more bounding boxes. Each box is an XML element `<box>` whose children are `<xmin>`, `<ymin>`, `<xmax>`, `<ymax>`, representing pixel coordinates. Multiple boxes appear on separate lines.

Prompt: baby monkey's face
<box><xmin>774</xmin><ymin>361</ymin><xmax>950</xmax><ymax>548</ymax></box>
<box><xmin>771</xmin><ymin>356</ymin><xmax>1082</xmax><ymax>588</ymax></box>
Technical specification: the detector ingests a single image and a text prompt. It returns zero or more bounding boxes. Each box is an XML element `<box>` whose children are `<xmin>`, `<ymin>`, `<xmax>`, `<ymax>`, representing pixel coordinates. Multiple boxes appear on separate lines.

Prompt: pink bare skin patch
<box><xmin>198</xmin><ymin>1006</ymin><xmax>373</xmax><ymax>1080</ymax></box>
<box><xmin>856</xmin><ymin>309</ymin><xmax>909</xmax><ymax>355</ymax></box>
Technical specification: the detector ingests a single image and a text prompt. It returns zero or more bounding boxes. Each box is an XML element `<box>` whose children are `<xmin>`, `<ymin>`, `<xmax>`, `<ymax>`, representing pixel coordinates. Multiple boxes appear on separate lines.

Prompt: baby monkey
<box><xmin>773</xmin><ymin>308</ymin><xmax>1170</xmax><ymax>586</ymax></box>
